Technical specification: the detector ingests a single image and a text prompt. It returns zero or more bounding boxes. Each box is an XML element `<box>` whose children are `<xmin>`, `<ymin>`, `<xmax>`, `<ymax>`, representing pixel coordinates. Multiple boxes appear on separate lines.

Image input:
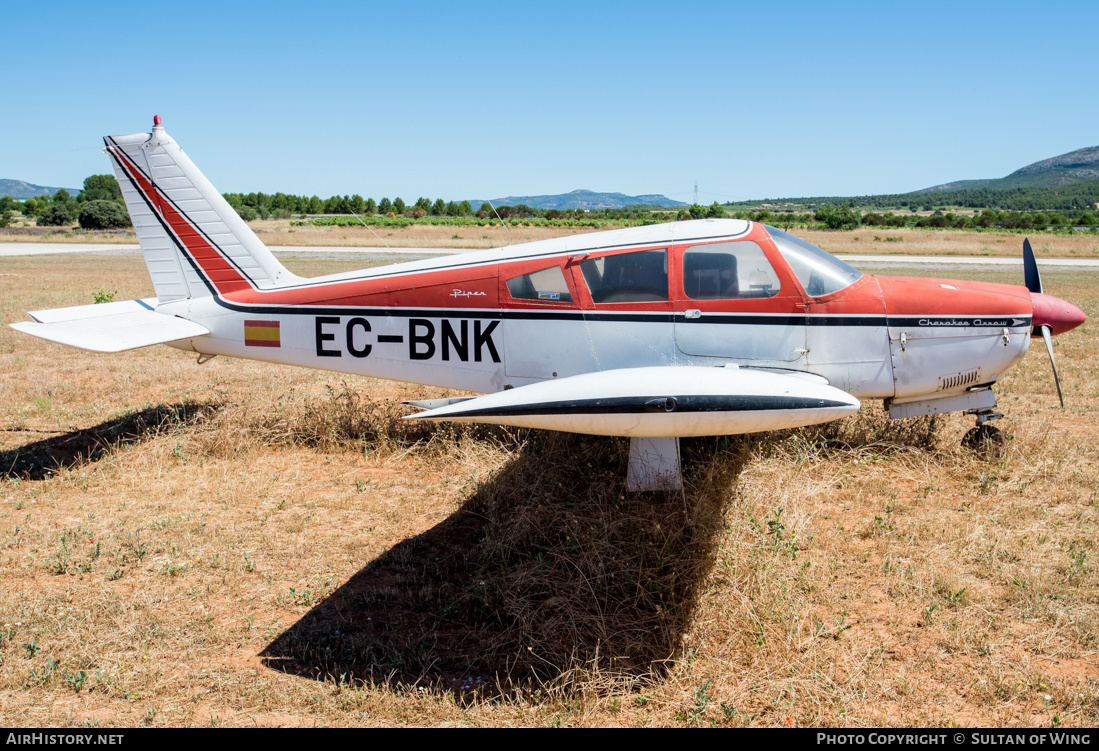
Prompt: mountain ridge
<box><xmin>0</xmin><ymin>179</ymin><xmax>80</xmax><ymax>200</ymax></box>
<box><xmin>922</xmin><ymin>145</ymin><xmax>1099</xmax><ymax>193</ymax></box>
<box><xmin>467</xmin><ymin>189</ymin><xmax>686</xmax><ymax>211</ymax></box>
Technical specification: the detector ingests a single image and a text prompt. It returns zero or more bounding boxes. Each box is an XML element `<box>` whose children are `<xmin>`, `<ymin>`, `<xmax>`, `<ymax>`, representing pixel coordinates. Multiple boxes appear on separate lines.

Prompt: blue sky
<box><xmin>4</xmin><ymin>0</ymin><xmax>1096</xmax><ymax>204</ymax></box>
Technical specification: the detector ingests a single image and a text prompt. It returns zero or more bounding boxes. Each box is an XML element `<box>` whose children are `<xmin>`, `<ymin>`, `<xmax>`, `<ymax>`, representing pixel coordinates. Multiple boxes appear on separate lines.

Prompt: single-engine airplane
<box><xmin>11</xmin><ymin>118</ymin><xmax>1087</xmax><ymax>490</ymax></box>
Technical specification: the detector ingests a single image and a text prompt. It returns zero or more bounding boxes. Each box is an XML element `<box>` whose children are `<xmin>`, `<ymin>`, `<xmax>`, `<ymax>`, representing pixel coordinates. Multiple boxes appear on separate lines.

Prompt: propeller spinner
<box><xmin>1023</xmin><ymin>238</ymin><xmax>1086</xmax><ymax>407</ymax></box>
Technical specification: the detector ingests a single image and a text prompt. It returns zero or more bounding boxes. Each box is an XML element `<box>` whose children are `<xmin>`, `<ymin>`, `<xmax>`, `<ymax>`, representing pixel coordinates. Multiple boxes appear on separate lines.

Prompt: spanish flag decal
<box><xmin>244</xmin><ymin>320</ymin><xmax>280</xmax><ymax>348</ymax></box>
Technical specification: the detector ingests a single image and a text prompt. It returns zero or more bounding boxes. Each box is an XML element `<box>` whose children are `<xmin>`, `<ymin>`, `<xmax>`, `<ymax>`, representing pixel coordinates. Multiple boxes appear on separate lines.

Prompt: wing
<box><xmin>404</xmin><ymin>365</ymin><xmax>859</xmax><ymax>437</ymax></box>
<box><xmin>10</xmin><ymin>298</ymin><xmax>210</xmax><ymax>353</ymax></box>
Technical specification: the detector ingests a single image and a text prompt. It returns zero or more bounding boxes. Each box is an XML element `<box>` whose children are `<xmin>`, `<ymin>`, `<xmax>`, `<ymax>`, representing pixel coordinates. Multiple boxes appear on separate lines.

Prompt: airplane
<box><xmin>10</xmin><ymin>117</ymin><xmax>1087</xmax><ymax>491</ymax></box>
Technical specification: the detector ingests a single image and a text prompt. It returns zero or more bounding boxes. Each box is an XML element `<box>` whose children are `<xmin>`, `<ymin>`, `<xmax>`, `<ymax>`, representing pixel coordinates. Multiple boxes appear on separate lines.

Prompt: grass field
<box><xmin>0</xmin><ymin>238</ymin><xmax>1097</xmax><ymax>727</ymax></box>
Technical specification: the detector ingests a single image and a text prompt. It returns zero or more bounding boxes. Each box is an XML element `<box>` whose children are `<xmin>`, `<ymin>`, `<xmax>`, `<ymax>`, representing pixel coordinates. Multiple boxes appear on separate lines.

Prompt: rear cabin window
<box><xmin>580</xmin><ymin>249</ymin><xmax>668</xmax><ymax>303</ymax></box>
<box><xmin>682</xmin><ymin>241</ymin><xmax>780</xmax><ymax>300</ymax></box>
<box><xmin>506</xmin><ymin>265</ymin><xmax>573</xmax><ymax>303</ymax></box>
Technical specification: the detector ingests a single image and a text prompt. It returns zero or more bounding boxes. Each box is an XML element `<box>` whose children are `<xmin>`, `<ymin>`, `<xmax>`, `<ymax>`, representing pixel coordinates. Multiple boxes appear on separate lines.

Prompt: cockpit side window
<box><xmin>683</xmin><ymin>241</ymin><xmax>779</xmax><ymax>300</ymax></box>
<box><xmin>766</xmin><ymin>225</ymin><xmax>863</xmax><ymax>297</ymax></box>
<box><xmin>580</xmin><ymin>249</ymin><xmax>668</xmax><ymax>303</ymax></box>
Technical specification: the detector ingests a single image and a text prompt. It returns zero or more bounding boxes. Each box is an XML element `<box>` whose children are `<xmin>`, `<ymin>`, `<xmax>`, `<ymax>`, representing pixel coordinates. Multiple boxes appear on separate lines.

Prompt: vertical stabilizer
<box><xmin>105</xmin><ymin>116</ymin><xmax>300</xmax><ymax>302</ymax></box>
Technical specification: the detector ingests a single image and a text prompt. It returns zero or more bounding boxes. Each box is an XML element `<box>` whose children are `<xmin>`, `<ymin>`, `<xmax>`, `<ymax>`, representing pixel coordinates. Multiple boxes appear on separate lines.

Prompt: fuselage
<box><xmin>163</xmin><ymin>219</ymin><xmax>1037</xmax><ymax>409</ymax></box>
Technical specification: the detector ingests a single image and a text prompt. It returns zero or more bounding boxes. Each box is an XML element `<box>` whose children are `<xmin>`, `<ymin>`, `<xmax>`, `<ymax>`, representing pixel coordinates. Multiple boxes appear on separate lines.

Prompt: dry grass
<box><xmin>800</xmin><ymin>227</ymin><xmax>1099</xmax><ymax>259</ymax></box>
<box><xmin>0</xmin><ymin>221</ymin><xmax>600</xmax><ymax>250</ymax></box>
<box><xmin>0</xmin><ymin>250</ymin><xmax>1097</xmax><ymax>726</ymax></box>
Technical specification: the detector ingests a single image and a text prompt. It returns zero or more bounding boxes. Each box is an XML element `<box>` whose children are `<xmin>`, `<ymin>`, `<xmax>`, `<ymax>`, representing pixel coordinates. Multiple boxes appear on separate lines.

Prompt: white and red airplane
<box><xmin>11</xmin><ymin>118</ymin><xmax>1087</xmax><ymax>490</ymax></box>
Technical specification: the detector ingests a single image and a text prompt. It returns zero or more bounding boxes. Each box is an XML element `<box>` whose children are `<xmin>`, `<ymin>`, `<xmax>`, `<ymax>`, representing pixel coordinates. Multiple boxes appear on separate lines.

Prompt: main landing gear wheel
<box><xmin>962</xmin><ymin>423</ymin><xmax>1004</xmax><ymax>451</ymax></box>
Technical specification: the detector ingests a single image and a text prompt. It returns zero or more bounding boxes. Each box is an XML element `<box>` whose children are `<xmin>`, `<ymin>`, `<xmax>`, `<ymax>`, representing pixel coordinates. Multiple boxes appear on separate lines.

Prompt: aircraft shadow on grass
<box><xmin>0</xmin><ymin>403</ymin><xmax>217</xmax><ymax>481</ymax></box>
<box><xmin>260</xmin><ymin>432</ymin><xmax>756</xmax><ymax>697</ymax></box>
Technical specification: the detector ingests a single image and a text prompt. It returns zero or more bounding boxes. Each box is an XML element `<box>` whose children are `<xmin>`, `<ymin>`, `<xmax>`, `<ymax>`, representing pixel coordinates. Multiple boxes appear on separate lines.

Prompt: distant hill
<box><xmin>0</xmin><ymin>179</ymin><xmax>79</xmax><ymax>199</ymax></box>
<box><xmin>724</xmin><ymin>144</ymin><xmax>1099</xmax><ymax>212</ymax></box>
<box><xmin>468</xmin><ymin>189</ymin><xmax>685</xmax><ymax>211</ymax></box>
<box><xmin>923</xmin><ymin>145</ymin><xmax>1099</xmax><ymax>192</ymax></box>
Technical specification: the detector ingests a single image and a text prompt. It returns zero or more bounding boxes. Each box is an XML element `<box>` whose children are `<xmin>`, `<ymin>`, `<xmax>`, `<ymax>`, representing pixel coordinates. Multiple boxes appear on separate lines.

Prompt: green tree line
<box><xmin>727</xmin><ymin>180</ymin><xmax>1099</xmax><ymax>214</ymax></box>
<box><xmin>764</xmin><ymin>204</ymin><xmax>1097</xmax><ymax>231</ymax></box>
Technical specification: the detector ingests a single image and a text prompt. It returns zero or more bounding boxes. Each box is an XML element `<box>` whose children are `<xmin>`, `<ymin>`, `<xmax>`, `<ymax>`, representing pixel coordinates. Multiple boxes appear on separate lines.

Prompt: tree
<box><xmin>393</xmin><ymin>197</ymin><xmax>406</xmax><ymax>214</ymax></box>
<box><xmin>364</xmin><ymin>198</ymin><xmax>377</xmax><ymax>215</ymax></box>
<box><xmin>431</xmin><ymin>199</ymin><xmax>446</xmax><ymax>216</ymax></box>
<box><xmin>458</xmin><ymin>200</ymin><xmax>472</xmax><ymax>216</ymax></box>
<box><xmin>974</xmin><ymin>209</ymin><xmax>997</xmax><ymax>228</ymax></box>
<box><xmin>378</xmin><ymin>197</ymin><xmax>392</xmax><ymax>214</ymax></box>
<box><xmin>78</xmin><ymin>175</ymin><xmax>122</xmax><ymax>203</ymax></box>
<box><xmin>814</xmin><ymin>203</ymin><xmax>860</xmax><ymax>230</ymax></box>
<box><xmin>688</xmin><ymin>203</ymin><xmax>706</xmax><ymax>220</ymax></box>
<box><xmin>706</xmin><ymin>201</ymin><xmax>727</xmax><ymax>218</ymax></box>
<box><xmin>414</xmin><ymin>197</ymin><xmax>431</xmax><ymax>212</ymax></box>
<box><xmin>78</xmin><ymin>200</ymin><xmax>132</xmax><ymax>229</ymax></box>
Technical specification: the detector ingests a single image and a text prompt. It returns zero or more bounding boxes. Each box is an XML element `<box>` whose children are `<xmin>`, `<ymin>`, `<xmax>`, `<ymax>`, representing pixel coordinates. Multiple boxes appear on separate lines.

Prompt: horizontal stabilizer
<box><xmin>405</xmin><ymin>366</ymin><xmax>859</xmax><ymax>437</ymax></box>
<box><xmin>28</xmin><ymin>297</ymin><xmax>159</xmax><ymax>324</ymax></box>
<box><xmin>11</xmin><ymin>299</ymin><xmax>208</xmax><ymax>353</ymax></box>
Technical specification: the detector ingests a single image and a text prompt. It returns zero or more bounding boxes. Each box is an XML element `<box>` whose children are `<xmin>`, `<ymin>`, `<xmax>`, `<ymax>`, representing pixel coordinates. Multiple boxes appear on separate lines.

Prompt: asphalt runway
<box><xmin>2</xmin><ymin>242</ymin><xmax>1098</xmax><ymax>270</ymax></box>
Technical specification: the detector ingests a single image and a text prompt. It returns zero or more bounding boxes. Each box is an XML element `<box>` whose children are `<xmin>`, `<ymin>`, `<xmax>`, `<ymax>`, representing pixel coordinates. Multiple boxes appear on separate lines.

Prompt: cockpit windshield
<box><xmin>766</xmin><ymin>225</ymin><xmax>863</xmax><ymax>297</ymax></box>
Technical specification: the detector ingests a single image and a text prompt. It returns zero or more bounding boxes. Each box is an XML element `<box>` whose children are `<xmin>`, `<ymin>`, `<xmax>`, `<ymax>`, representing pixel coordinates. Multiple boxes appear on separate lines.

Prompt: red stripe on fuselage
<box><xmin>107</xmin><ymin>157</ymin><xmax>1033</xmax><ymax>323</ymax></box>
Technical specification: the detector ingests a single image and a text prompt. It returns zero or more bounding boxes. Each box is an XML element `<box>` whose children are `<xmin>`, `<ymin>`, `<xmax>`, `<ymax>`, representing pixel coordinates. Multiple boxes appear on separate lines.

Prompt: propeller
<box><xmin>1023</xmin><ymin>238</ymin><xmax>1068</xmax><ymax>407</ymax></box>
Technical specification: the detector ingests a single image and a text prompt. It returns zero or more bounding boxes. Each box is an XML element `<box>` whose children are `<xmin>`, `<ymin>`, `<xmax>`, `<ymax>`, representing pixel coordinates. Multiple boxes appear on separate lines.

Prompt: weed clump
<box><xmin>808</xmin><ymin>407</ymin><xmax>940</xmax><ymax>453</ymax></box>
<box><xmin>192</xmin><ymin>383</ymin><xmax>512</xmax><ymax>458</ymax></box>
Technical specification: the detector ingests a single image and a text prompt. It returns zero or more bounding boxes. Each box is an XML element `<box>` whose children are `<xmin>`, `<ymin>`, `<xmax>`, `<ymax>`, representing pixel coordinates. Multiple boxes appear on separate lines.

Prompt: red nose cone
<box><xmin>1032</xmin><ymin>292</ymin><xmax>1086</xmax><ymax>336</ymax></box>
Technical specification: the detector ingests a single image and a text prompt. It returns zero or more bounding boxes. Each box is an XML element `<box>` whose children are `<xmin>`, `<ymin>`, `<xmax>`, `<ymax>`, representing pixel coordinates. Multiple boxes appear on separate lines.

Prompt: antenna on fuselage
<box><xmin>484</xmin><ymin>199</ymin><xmax>511</xmax><ymax>248</ymax></box>
<box><xmin>347</xmin><ymin>209</ymin><xmax>391</xmax><ymax>250</ymax></box>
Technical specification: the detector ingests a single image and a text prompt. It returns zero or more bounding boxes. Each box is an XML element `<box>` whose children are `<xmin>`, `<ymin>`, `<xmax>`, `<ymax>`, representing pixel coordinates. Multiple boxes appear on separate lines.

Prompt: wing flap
<box><xmin>12</xmin><ymin>300</ymin><xmax>209</xmax><ymax>353</ymax></box>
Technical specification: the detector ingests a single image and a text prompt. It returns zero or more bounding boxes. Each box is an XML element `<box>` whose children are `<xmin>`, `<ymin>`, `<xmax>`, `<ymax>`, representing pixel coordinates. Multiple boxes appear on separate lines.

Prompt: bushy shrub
<box><xmin>78</xmin><ymin>200</ymin><xmax>132</xmax><ymax>230</ymax></box>
<box><xmin>36</xmin><ymin>204</ymin><xmax>75</xmax><ymax>226</ymax></box>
